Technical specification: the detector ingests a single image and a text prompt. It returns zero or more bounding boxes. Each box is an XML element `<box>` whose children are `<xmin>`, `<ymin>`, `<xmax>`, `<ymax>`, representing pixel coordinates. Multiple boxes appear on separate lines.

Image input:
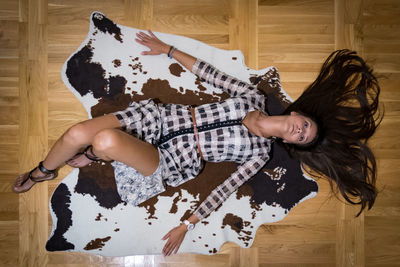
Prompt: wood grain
<box><xmin>0</xmin><ymin>0</ymin><xmax>398</xmax><ymax>266</ymax></box>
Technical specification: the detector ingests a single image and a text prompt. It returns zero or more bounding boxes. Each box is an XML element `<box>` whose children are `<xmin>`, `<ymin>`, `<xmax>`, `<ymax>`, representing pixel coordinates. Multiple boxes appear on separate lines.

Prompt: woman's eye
<box><xmin>304</xmin><ymin>121</ymin><xmax>308</xmax><ymax>128</ymax></box>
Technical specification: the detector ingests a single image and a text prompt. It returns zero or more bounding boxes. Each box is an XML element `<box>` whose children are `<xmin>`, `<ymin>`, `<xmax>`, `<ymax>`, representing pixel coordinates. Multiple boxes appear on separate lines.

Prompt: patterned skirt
<box><xmin>111</xmin><ymin>99</ymin><xmax>203</xmax><ymax>206</ymax></box>
<box><xmin>111</xmin><ymin>99</ymin><xmax>167</xmax><ymax>206</ymax></box>
<box><xmin>111</xmin><ymin>152</ymin><xmax>167</xmax><ymax>206</ymax></box>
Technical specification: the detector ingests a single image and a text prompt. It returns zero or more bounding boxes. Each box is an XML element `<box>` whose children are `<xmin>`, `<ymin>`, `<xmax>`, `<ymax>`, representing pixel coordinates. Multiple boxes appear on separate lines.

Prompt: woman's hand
<box><xmin>161</xmin><ymin>224</ymin><xmax>187</xmax><ymax>256</ymax></box>
<box><xmin>135</xmin><ymin>30</ymin><xmax>170</xmax><ymax>56</ymax></box>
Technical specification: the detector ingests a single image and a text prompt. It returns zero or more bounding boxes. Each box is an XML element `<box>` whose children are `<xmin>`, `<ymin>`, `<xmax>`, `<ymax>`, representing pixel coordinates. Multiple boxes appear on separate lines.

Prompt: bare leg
<box><xmin>90</xmin><ymin>128</ymin><xmax>159</xmax><ymax>176</ymax></box>
<box><xmin>15</xmin><ymin>113</ymin><xmax>159</xmax><ymax>193</ymax></box>
<box><xmin>31</xmin><ymin>114</ymin><xmax>122</xmax><ymax>178</ymax></box>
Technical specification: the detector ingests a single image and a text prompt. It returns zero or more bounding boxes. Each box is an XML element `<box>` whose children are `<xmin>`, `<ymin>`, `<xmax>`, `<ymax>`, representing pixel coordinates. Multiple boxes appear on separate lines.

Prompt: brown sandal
<box><xmin>65</xmin><ymin>145</ymin><xmax>102</xmax><ymax>168</ymax></box>
<box><xmin>13</xmin><ymin>161</ymin><xmax>58</xmax><ymax>193</ymax></box>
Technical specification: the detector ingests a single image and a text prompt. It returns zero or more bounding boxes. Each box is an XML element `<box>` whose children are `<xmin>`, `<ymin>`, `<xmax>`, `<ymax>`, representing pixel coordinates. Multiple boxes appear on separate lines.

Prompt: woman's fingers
<box><xmin>173</xmin><ymin>239</ymin><xmax>183</xmax><ymax>254</ymax></box>
<box><xmin>162</xmin><ymin>228</ymin><xmax>185</xmax><ymax>256</ymax></box>
<box><xmin>162</xmin><ymin>231</ymin><xmax>176</xmax><ymax>256</ymax></box>
<box><xmin>163</xmin><ymin>241</ymin><xmax>174</xmax><ymax>256</ymax></box>
<box><xmin>135</xmin><ymin>38</ymin><xmax>144</xmax><ymax>45</ymax></box>
<box><xmin>166</xmin><ymin>243</ymin><xmax>173</xmax><ymax>256</ymax></box>
<box><xmin>134</xmin><ymin>38</ymin><xmax>150</xmax><ymax>55</ymax></box>
<box><xmin>149</xmin><ymin>30</ymin><xmax>157</xmax><ymax>39</ymax></box>
<box><xmin>137</xmin><ymin>31</ymin><xmax>157</xmax><ymax>42</ymax></box>
<box><xmin>137</xmin><ymin>31</ymin><xmax>149</xmax><ymax>37</ymax></box>
<box><xmin>136</xmin><ymin>32</ymin><xmax>149</xmax><ymax>42</ymax></box>
<box><xmin>162</xmin><ymin>230</ymin><xmax>171</xmax><ymax>240</ymax></box>
<box><xmin>166</xmin><ymin>242</ymin><xmax>176</xmax><ymax>256</ymax></box>
<box><xmin>135</xmin><ymin>30</ymin><xmax>168</xmax><ymax>56</ymax></box>
<box><xmin>135</xmin><ymin>32</ymin><xmax>149</xmax><ymax>42</ymax></box>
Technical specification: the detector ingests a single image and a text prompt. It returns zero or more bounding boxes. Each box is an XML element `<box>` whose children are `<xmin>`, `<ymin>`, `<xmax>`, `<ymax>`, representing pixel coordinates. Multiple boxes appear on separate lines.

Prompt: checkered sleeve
<box><xmin>192</xmin><ymin>59</ymin><xmax>257</xmax><ymax>97</ymax></box>
<box><xmin>193</xmin><ymin>156</ymin><xmax>268</xmax><ymax>221</ymax></box>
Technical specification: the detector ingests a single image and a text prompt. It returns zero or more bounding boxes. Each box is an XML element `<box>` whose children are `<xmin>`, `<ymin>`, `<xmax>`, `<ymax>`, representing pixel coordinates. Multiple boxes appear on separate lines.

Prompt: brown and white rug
<box><xmin>46</xmin><ymin>12</ymin><xmax>318</xmax><ymax>256</ymax></box>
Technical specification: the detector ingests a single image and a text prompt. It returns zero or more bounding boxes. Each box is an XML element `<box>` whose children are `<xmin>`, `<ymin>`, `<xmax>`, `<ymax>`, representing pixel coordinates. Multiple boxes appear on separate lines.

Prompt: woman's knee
<box><xmin>92</xmin><ymin>128</ymin><xmax>121</xmax><ymax>152</ymax></box>
<box><xmin>62</xmin><ymin>122</ymin><xmax>92</xmax><ymax>146</ymax></box>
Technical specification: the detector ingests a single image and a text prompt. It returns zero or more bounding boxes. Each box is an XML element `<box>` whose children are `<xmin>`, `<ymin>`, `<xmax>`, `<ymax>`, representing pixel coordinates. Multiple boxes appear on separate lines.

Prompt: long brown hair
<box><xmin>278</xmin><ymin>49</ymin><xmax>383</xmax><ymax>217</ymax></box>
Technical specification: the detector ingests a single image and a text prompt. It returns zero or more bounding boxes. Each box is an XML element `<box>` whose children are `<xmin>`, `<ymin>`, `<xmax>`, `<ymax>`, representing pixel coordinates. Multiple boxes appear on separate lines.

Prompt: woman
<box><xmin>13</xmin><ymin>31</ymin><xmax>381</xmax><ymax>256</ymax></box>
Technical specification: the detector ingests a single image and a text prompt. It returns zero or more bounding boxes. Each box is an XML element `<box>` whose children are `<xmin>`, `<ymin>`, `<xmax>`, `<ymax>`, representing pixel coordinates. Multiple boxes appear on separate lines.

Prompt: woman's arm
<box><xmin>135</xmin><ymin>30</ymin><xmax>196</xmax><ymax>72</ymax></box>
<box><xmin>194</xmin><ymin>156</ymin><xmax>269</xmax><ymax>220</ymax></box>
<box><xmin>135</xmin><ymin>32</ymin><xmax>202</xmax><ymax>255</ymax></box>
<box><xmin>135</xmin><ymin>31</ymin><xmax>259</xmax><ymax>97</ymax></box>
<box><xmin>160</xmin><ymin>157</ymin><xmax>268</xmax><ymax>256</ymax></box>
<box><xmin>161</xmin><ymin>213</ymin><xmax>200</xmax><ymax>256</ymax></box>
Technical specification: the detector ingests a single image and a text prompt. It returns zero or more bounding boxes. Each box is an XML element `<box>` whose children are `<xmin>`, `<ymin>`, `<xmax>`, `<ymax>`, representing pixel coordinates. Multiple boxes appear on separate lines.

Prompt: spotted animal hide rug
<box><xmin>46</xmin><ymin>12</ymin><xmax>319</xmax><ymax>256</ymax></box>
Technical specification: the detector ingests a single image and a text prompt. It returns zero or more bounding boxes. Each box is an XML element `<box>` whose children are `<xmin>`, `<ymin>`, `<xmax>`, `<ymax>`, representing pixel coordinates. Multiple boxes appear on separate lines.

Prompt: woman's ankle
<box><xmin>32</xmin><ymin>167</ymin><xmax>48</xmax><ymax>177</ymax></box>
<box><xmin>33</xmin><ymin>161</ymin><xmax>56</xmax><ymax>177</ymax></box>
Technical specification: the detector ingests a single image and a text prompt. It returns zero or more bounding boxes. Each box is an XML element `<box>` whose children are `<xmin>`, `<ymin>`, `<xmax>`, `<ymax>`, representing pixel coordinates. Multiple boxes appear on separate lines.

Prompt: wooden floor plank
<box><xmin>0</xmin><ymin>0</ymin><xmax>399</xmax><ymax>266</ymax></box>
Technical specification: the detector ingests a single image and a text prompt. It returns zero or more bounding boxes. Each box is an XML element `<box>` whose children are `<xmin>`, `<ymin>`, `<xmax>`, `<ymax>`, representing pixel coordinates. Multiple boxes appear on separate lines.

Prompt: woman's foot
<box><xmin>13</xmin><ymin>161</ymin><xmax>58</xmax><ymax>193</ymax></box>
<box><xmin>65</xmin><ymin>153</ymin><xmax>94</xmax><ymax>168</ymax></box>
<box><xmin>65</xmin><ymin>145</ymin><xmax>101</xmax><ymax>168</ymax></box>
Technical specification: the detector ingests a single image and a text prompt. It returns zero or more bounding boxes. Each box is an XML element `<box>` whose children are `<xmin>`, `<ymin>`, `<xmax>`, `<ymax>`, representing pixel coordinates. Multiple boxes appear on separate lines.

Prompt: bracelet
<box><xmin>168</xmin><ymin>47</ymin><xmax>177</xmax><ymax>59</ymax></box>
<box><xmin>167</xmin><ymin>46</ymin><xmax>174</xmax><ymax>57</ymax></box>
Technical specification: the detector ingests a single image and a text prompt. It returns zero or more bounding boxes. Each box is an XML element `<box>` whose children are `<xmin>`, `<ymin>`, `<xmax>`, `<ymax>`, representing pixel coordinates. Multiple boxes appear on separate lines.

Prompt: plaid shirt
<box><xmin>114</xmin><ymin>59</ymin><xmax>273</xmax><ymax>221</ymax></box>
<box><xmin>158</xmin><ymin>59</ymin><xmax>272</xmax><ymax>220</ymax></box>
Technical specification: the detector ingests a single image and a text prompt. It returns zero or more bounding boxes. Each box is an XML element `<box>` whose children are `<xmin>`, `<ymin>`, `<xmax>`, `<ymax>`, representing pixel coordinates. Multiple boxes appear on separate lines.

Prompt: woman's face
<box><xmin>282</xmin><ymin>112</ymin><xmax>318</xmax><ymax>145</ymax></box>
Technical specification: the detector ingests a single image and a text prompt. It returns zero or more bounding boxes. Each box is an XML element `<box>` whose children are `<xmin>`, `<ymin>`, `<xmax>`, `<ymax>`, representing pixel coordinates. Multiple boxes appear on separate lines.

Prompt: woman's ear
<box><xmin>290</xmin><ymin>111</ymin><xmax>298</xmax><ymax>116</ymax></box>
<box><xmin>282</xmin><ymin>139</ymin><xmax>288</xmax><ymax>143</ymax></box>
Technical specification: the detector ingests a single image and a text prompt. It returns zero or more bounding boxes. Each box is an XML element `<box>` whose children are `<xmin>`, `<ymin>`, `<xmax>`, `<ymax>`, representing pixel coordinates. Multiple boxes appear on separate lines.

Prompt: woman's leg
<box><xmin>15</xmin><ymin>112</ymin><xmax>160</xmax><ymax>193</ymax></box>
<box><xmin>90</xmin><ymin>128</ymin><xmax>159</xmax><ymax>176</ymax></box>
<box><xmin>31</xmin><ymin>114</ymin><xmax>122</xmax><ymax>178</ymax></box>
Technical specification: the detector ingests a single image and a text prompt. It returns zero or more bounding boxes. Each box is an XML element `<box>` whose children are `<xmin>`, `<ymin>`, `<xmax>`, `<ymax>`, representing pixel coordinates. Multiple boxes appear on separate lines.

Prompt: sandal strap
<box><xmin>15</xmin><ymin>167</ymin><xmax>37</xmax><ymax>189</ymax></box>
<box><xmin>83</xmin><ymin>145</ymin><xmax>101</xmax><ymax>161</ymax></box>
<box><xmin>38</xmin><ymin>161</ymin><xmax>56</xmax><ymax>174</ymax></box>
<box><xmin>21</xmin><ymin>168</ymin><xmax>37</xmax><ymax>186</ymax></box>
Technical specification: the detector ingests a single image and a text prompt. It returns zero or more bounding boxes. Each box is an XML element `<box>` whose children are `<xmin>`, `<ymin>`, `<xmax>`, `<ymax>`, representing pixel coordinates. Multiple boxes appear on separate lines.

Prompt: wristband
<box><xmin>167</xmin><ymin>46</ymin><xmax>174</xmax><ymax>57</ymax></box>
<box><xmin>169</xmin><ymin>47</ymin><xmax>177</xmax><ymax>59</ymax></box>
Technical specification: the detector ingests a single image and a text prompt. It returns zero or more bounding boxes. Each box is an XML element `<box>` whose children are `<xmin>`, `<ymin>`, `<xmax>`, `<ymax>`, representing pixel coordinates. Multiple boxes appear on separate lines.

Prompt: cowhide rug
<box><xmin>46</xmin><ymin>12</ymin><xmax>318</xmax><ymax>256</ymax></box>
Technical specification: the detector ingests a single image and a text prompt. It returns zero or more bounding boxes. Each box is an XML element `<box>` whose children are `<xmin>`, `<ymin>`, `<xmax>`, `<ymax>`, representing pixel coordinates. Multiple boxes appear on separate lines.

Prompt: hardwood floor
<box><xmin>0</xmin><ymin>0</ymin><xmax>399</xmax><ymax>266</ymax></box>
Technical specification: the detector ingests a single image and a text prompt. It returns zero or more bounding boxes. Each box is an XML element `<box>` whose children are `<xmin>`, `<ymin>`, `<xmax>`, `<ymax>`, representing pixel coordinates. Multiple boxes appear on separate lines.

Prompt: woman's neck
<box><xmin>242</xmin><ymin>111</ymin><xmax>286</xmax><ymax>139</ymax></box>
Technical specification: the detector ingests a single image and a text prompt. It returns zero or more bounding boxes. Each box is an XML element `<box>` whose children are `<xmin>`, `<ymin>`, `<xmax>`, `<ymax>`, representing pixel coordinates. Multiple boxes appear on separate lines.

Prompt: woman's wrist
<box><xmin>168</xmin><ymin>46</ymin><xmax>177</xmax><ymax>59</ymax></box>
<box><xmin>179</xmin><ymin>214</ymin><xmax>199</xmax><ymax>231</ymax></box>
<box><xmin>178</xmin><ymin>223</ymin><xmax>188</xmax><ymax>232</ymax></box>
<box><xmin>162</xmin><ymin>44</ymin><xmax>171</xmax><ymax>55</ymax></box>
